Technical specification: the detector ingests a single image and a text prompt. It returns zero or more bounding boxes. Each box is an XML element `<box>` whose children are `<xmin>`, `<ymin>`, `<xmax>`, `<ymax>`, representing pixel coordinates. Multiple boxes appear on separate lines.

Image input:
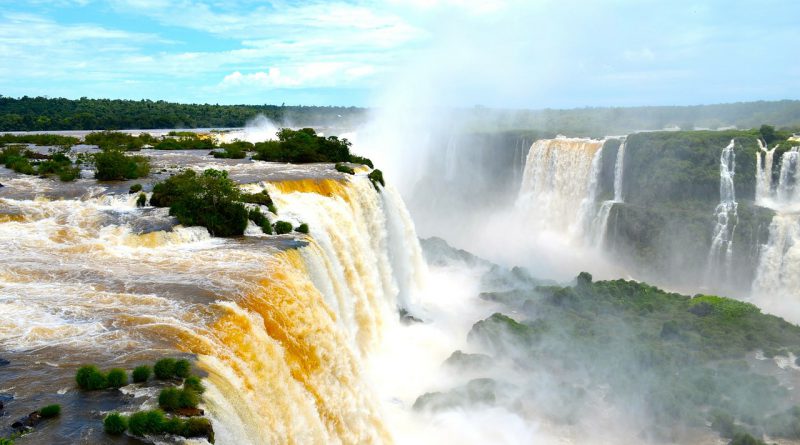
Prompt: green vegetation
<box><xmin>85</xmin><ymin>131</ymin><xmax>155</xmax><ymax>151</ymax></box>
<box><xmin>158</xmin><ymin>387</ymin><xmax>199</xmax><ymax>411</ymax></box>
<box><xmin>150</xmin><ymin>169</ymin><xmax>248</xmax><ymax>237</ymax></box>
<box><xmin>0</xmin><ymin>95</ymin><xmax>366</xmax><ymax>131</ymax></box>
<box><xmin>108</xmin><ymin>410</ymin><xmax>214</xmax><ymax>443</ymax></box>
<box><xmin>296</xmin><ymin>223</ymin><xmax>309</xmax><ymax>234</ymax></box>
<box><xmin>0</xmin><ymin>145</ymin><xmax>80</xmax><ymax>181</ymax></box>
<box><xmin>464</xmin><ymin>274</ymin><xmax>800</xmax><ymax>443</ymax></box>
<box><xmin>106</xmin><ymin>368</ymin><xmax>128</xmax><ymax>388</ymax></box>
<box><xmin>4</xmin><ymin>96</ymin><xmax>800</xmax><ymax>137</ymax></box>
<box><xmin>252</xmin><ymin>128</ymin><xmax>372</xmax><ymax>165</ymax></box>
<box><xmin>184</xmin><ymin>375</ymin><xmax>206</xmax><ymax>394</ymax></box>
<box><xmin>0</xmin><ymin>133</ymin><xmax>79</xmax><ymax>146</ymax></box>
<box><xmin>75</xmin><ymin>365</ymin><xmax>107</xmax><ymax>390</ymax></box>
<box><xmin>248</xmin><ymin>208</ymin><xmax>273</xmax><ymax>234</ymax></box>
<box><xmin>93</xmin><ymin>150</ymin><xmax>150</xmax><ymax>181</ymax></box>
<box><xmin>153</xmin><ymin>358</ymin><xmax>177</xmax><ymax>380</ymax></box>
<box><xmin>136</xmin><ymin>193</ymin><xmax>147</xmax><ymax>207</ymax></box>
<box><xmin>129</xmin><ymin>183</ymin><xmax>143</xmax><ymax>193</ymax></box>
<box><xmin>335</xmin><ymin>163</ymin><xmax>355</xmax><ymax>174</ymax></box>
<box><xmin>349</xmin><ymin>155</ymin><xmax>373</xmax><ymax>168</ymax></box>
<box><xmin>103</xmin><ymin>413</ymin><xmax>127</xmax><ymax>435</ymax></box>
<box><xmin>154</xmin><ymin>135</ymin><xmax>215</xmax><ymax>151</ymax></box>
<box><xmin>132</xmin><ymin>365</ymin><xmax>151</xmax><ymax>383</ymax></box>
<box><xmin>128</xmin><ymin>410</ymin><xmax>167</xmax><ymax>437</ymax></box>
<box><xmin>213</xmin><ymin>141</ymin><xmax>252</xmax><ymax>159</ymax></box>
<box><xmin>274</xmin><ymin>220</ymin><xmax>293</xmax><ymax>235</ymax></box>
<box><xmin>38</xmin><ymin>404</ymin><xmax>61</xmax><ymax>419</ymax></box>
<box><xmin>368</xmin><ymin>169</ymin><xmax>385</xmax><ymax>190</ymax></box>
<box><xmin>607</xmin><ymin>130</ymin><xmax>780</xmax><ymax>292</ymax></box>
<box><xmin>241</xmin><ymin>189</ymin><xmax>277</xmax><ymax>213</ymax></box>
<box><xmin>174</xmin><ymin>358</ymin><xmax>191</xmax><ymax>379</ymax></box>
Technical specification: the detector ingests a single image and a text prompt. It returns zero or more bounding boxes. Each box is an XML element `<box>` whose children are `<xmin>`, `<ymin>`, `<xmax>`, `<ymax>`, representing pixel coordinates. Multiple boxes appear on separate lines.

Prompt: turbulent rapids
<box><xmin>0</xmin><ymin>151</ymin><xmax>425</xmax><ymax>444</ymax></box>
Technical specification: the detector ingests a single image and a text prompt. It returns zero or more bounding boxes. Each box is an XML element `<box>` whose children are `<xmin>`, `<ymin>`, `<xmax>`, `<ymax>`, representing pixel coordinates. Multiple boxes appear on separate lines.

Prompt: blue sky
<box><xmin>0</xmin><ymin>0</ymin><xmax>798</xmax><ymax>107</ymax></box>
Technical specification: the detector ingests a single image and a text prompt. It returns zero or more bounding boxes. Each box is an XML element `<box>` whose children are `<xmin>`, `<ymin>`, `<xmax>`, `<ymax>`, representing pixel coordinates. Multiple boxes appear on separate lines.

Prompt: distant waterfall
<box><xmin>516</xmin><ymin>137</ymin><xmax>605</xmax><ymax>240</ymax></box>
<box><xmin>591</xmin><ymin>139</ymin><xmax>626</xmax><ymax>247</ymax></box>
<box><xmin>756</xmin><ymin>139</ymin><xmax>777</xmax><ymax>204</ymax></box>
<box><xmin>706</xmin><ymin>139</ymin><xmax>738</xmax><ymax>281</ymax></box>
<box><xmin>777</xmin><ymin>148</ymin><xmax>800</xmax><ymax>205</ymax></box>
<box><xmin>752</xmin><ymin>144</ymin><xmax>800</xmax><ymax>314</ymax></box>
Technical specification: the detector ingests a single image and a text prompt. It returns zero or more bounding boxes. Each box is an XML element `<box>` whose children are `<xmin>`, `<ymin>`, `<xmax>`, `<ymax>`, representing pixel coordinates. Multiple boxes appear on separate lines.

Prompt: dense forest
<box><xmin>2</xmin><ymin>95</ymin><xmax>800</xmax><ymax>134</ymax></box>
<box><xmin>0</xmin><ymin>96</ymin><xmax>365</xmax><ymax>131</ymax></box>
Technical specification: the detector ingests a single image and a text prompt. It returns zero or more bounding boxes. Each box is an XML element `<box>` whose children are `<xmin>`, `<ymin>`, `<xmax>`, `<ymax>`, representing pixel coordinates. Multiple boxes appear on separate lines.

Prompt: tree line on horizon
<box><xmin>0</xmin><ymin>96</ymin><xmax>366</xmax><ymax>131</ymax></box>
<box><xmin>1</xmin><ymin>95</ymin><xmax>800</xmax><ymax>136</ymax></box>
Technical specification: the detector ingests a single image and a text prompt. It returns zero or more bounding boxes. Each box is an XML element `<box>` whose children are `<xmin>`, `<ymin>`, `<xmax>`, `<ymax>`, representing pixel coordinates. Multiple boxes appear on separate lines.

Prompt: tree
<box><xmin>759</xmin><ymin>124</ymin><xmax>776</xmax><ymax>144</ymax></box>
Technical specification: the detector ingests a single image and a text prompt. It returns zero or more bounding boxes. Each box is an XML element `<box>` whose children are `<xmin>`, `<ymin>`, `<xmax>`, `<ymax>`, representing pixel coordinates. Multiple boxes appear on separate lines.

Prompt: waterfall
<box><xmin>0</xmin><ymin>173</ymin><xmax>426</xmax><ymax>445</ymax></box>
<box><xmin>776</xmin><ymin>148</ymin><xmax>800</xmax><ymax>205</ymax></box>
<box><xmin>591</xmin><ymin>139</ymin><xmax>626</xmax><ymax>247</ymax></box>
<box><xmin>706</xmin><ymin>139</ymin><xmax>738</xmax><ymax>281</ymax></box>
<box><xmin>752</xmin><ymin>143</ymin><xmax>800</xmax><ymax>315</ymax></box>
<box><xmin>516</xmin><ymin>137</ymin><xmax>605</xmax><ymax>240</ymax></box>
<box><xmin>756</xmin><ymin>139</ymin><xmax>776</xmax><ymax>205</ymax></box>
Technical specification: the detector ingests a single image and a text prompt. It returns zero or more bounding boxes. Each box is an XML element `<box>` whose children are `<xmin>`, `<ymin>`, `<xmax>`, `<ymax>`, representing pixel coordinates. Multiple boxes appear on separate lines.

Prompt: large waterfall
<box><xmin>706</xmin><ymin>139</ymin><xmax>738</xmax><ymax>281</ymax></box>
<box><xmin>0</xmin><ymin>172</ymin><xmax>426</xmax><ymax>444</ymax></box>
<box><xmin>752</xmin><ymin>144</ymin><xmax>800</xmax><ymax>316</ymax></box>
<box><xmin>516</xmin><ymin>137</ymin><xmax>605</xmax><ymax>240</ymax></box>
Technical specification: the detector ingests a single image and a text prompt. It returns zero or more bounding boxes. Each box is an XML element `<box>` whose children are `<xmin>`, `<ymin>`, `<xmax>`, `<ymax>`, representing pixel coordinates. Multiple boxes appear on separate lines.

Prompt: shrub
<box><xmin>159</xmin><ymin>387</ymin><xmax>199</xmax><ymax>411</ymax></box>
<box><xmin>127</xmin><ymin>410</ymin><xmax>167</xmax><ymax>437</ymax></box>
<box><xmin>184</xmin><ymin>376</ymin><xmax>206</xmax><ymax>394</ymax></box>
<box><xmin>174</xmin><ymin>359</ymin><xmax>192</xmax><ymax>379</ymax></box>
<box><xmin>132</xmin><ymin>365</ymin><xmax>151</xmax><ymax>383</ymax></box>
<box><xmin>106</xmin><ymin>368</ymin><xmax>128</xmax><ymax>388</ymax></box>
<box><xmin>158</xmin><ymin>387</ymin><xmax>182</xmax><ymax>411</ymax></box>
<box><xmin>103</xmin><ymin>412</ymin><xmax>127</xmax><ymax>435</ymax></box>
<box><xmin>154</xmin><ymin>358</ymin><xmax>177</xmax><ymax>380</ymax></box>
<box><xmin>248</xmin><ymin>208</ymin><xmax>273</xmax><ymax>234</ymax></box>
<box><xmin>154</xmin><ymin>139</ymin><xmax>182</xmax><ymax>150</ymax></box>
<box><xmin>212</xmin><ymin>143</ymin><xmax>248</xmax><ymax>159</ymax></box>
<box><xmin>296</xmin><ymin>223</ymin><xmax>309</xmax><ymax>234</ymax></box>
<box><xmin>57</xmin><ymin>167</ymin><xmax>80</xmax><ymax>182</ymax></box>
<box><xmin>76</xmin><ymin>365</ymin><xmax>107</xmax><ymax>390</ymax></box>
<box><xmin>349</xmin><ymin>155</ymin><xmax>373</xmax><ymax>168</ymax></box>
<box><xmin>335</xmin><ymin>163</ymin><xmax>355</xmax><ymax>175</ymax></box>
<box><xmin>94</xmin><ymin>150</ymin><xmax>150</xmax><ymax>181</ymax></box>
<box><xmin>179</xmin><ymin>388</ymin><xmax>200</xmax><ymax>409</ymax></box>
<box><xmin>136</xmin><ymin>193</ymin><xmax>147</xmax><ymax>207</ymax></box>
<box><xmin>85</xmin><ymin>131</ymin><xmax>145</xmax><ymax>151</ymax></box>
<box><xmin>129</xmin><ymin>183</ymin><xmax>143</xmax><ymax>193</ymax></box>
<box><xmin>274</xmin><ymin>221</ymin><xmax>293</xmax><ymax>235</ymax></box>
<box><xmin>39</xmin><ymin>404</ymin><xmax>61</xmax><ymax>418</ymax></box>
<box><xmin>368</xmin><ymin>169</ymin><xmax>385</xmax><ymax>189</ymax></box>
<box><xmin>241</xmin><ymin>190</ymin><xmax>274</xmax><ymax>207</ymax></box>
<box><xmin>181</xmin><ymin>417</ymin><xmax>214</xmax><ymax>442</ymax></box>
<box><xmin>252</xmin><ymin>128</ymin><xmax>352</xmax><ymax>163</ymax></box>
<box><xmin>150</xmin><ymin>169</ymin><xmax>248</xmax><ymax>237</ymax></box>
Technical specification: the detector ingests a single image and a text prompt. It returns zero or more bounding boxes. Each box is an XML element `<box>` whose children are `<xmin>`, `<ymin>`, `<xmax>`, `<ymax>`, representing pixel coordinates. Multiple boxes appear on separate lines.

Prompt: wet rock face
<box><xmin>0</xmin><ymin>358</ymin><xmax>9</xmax><ymax>367</ymax></box>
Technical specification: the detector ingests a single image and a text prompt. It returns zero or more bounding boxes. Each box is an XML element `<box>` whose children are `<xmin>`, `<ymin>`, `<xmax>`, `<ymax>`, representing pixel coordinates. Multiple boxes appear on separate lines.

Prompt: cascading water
<box><xmin>516</xmin><ymin>137</ymin><xmax>605</xmax><ymax>240</ymax></box>
<box><xmin>752</xmin><ymin>143</ymin><xmax>800</xmax><ymax>318</ymax></box>
<box><xmin>756</xmin><ymin>139</ymin><xmax>777</xmax><ymax>203</ymax></box>
<box><xmin>591</xmin><ymin>139</ymin><xmax>626</xmax><ymax>247</ymax></box>
<box><xmin>0</xmin><ymin>170</ymin><xmax>426</xmax><ymax>444</ymax></box>
<box><xmin>706</xmin><ymin>139</ymin><xmax>738</xmax><ymax>282</ymax></box>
